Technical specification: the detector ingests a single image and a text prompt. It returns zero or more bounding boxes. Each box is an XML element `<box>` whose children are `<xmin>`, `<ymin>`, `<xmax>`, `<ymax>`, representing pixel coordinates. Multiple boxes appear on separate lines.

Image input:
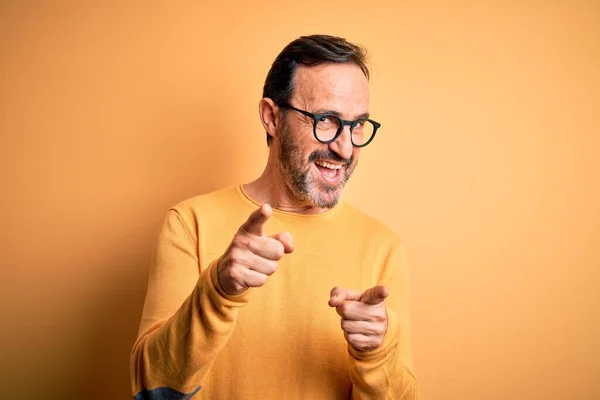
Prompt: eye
<box><xmin>318</xmin><ymin>116</ymin><xmax>331</xmax><ymax>123</ymax></box>
<box><xmin>353</xmin><ymin>120</ymin><xmax>366</xmax><ymax>132</ymax></box>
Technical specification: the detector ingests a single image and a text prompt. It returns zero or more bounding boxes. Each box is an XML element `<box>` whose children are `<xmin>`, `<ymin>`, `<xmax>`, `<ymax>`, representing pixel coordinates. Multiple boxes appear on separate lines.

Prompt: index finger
<box><xmin>359</xmin><ymin>286</ymin><xmax>389</xmax><ymax>305</ymax></box>
<box><xmin>240</xmin><ymin>204</ymin><xmax>272</xmax><ymax>236</ymax></box>
<box><xmin>329</xmin><ymin>287</ymin><xmax>362</xmax><ymax>307</ymax></box>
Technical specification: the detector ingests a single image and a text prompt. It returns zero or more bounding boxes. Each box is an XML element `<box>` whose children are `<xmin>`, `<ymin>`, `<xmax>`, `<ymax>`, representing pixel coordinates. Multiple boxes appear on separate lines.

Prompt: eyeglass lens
<box><xmin>314</xmin><ymin>116</ymin><xmax>375</xmax><ymax>146</ymax></box>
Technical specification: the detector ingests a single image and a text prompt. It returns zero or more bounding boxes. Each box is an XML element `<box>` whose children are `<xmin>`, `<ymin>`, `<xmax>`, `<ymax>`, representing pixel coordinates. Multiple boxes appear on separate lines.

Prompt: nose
<box><xmin>328</xmin><ymin>125</ymin><xmax>353</xmax><ymax>160</ymax></box>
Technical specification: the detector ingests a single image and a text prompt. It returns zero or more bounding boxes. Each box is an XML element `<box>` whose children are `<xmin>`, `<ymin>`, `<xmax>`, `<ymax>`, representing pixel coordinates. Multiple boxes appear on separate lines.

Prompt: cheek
<box><xmin>288</xmin><ymin>122</ymin><xmax>319</xmax><ymax>159</ymax></box>
<box><xmin>299</xmin><ymin>139</ymin><xmax>324</xmax><ymax>161</ymax></box>
<box><xmin>299</xmin><ymin>134</ymin><xmax>318</xmax><ymax>156</ymax></box>
<box><xmin>289</xmin><ymin>118</ymin><xmax>314</xmax><ymax>141</ymax></box>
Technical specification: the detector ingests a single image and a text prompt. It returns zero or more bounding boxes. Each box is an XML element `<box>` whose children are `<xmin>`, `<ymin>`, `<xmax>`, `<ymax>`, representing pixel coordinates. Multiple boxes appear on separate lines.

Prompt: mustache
<box><xmin>308</xmin><ymin>150</ymin><xmax>352</xmax><ymax>166</ymax></box>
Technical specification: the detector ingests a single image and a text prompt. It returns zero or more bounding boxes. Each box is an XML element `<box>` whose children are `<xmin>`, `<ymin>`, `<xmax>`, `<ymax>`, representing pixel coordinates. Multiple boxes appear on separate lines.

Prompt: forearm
<box><xmin>349</xmin><ymin>309</ymin><xmax>419</xmax><ymax>400</ymax></box>
<box><xmin>130</xmin><ymin>261</ymin><xmax>248</xmax><ymax>398</ymax></box>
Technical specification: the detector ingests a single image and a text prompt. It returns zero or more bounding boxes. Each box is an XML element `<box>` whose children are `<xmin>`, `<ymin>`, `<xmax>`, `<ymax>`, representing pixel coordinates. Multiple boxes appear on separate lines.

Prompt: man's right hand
<box><xmin>217</xmin><ymin>204</ymin><xmax>294</xmax><ymax>296</ymax></box>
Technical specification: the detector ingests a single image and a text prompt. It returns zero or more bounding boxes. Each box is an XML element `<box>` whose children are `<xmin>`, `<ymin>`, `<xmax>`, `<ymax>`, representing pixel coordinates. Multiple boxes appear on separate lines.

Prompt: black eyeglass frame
<box><xmin>280</xmin><ymin>103</ymin><xmax>381</xmax><ymax>148</ymax></box>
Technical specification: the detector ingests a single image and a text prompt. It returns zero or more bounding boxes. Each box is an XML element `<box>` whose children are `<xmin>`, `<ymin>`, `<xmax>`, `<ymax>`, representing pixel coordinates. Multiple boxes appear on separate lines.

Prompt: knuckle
<box><xmin>228</xmin><ymin>249</ymin><xmax>245</xmax><ymax>265</ymax></box>
<box><xmin>228</xmin><ymin>268</ymin><xmax>241</xmax><ymax>282</ymax></box>
<box><xmin>374</xmin><ymin>310</ymin><xmax>387</xmax><ymax>322</ymax></box>
<box><xmin>340</xmin><ymin>303</ymin><xmax>351</xmax><ymax>315</ymax></box>
<box><xmin>237</xmin><ymin>222</ymin><xmax>251</xmax><ymax>235</ymax></box>
<box><xmin>256</xmin><ymin>273</ymin><xmax>268</xmax><ymax>286</ymax></box>
<box><xmin>266</xmin><ymin>238</ymin><xmax>285</xmax><ymax>260</ymax></box>
<box><xmin>266</xmin><ymin>261</ymin><xmax>278</xmax><ymax>275</ymax></box>
<box><xmin>272</xmin><ymin>240</ymin><xmax>285</xmax><ymax>259</ymax></box>
<box><xmin>233</xmin><ymin>282</ymin><xmax>245</xmax><ymax>292</ymax></box>
<box><xmin>278</xmin><ymin>232</ymin><xmax>290</xmax><ymax>244</ymax></box>
<box><xmin>232</xmin><ymin>234</ymin><xmax>250</xmax><ymax>249</ymax></box>
<box><xmin>228</xmin><ymin>253</ymin><xmax>240</xmax><ymax>265</ymax></box>
<box><xmin>352</xmin><ymin>338</ymin><xmax>366</xmax><ymax>351</ymax></box>
<box><xmin>340</xmin><ymin>319</ymin><xmax>348</xmax><ymax>331</ymax></box>
<box><xmin>373</xmin><ymin>324</ymin><xmax>386</xmax><ymax>336</ymax></box>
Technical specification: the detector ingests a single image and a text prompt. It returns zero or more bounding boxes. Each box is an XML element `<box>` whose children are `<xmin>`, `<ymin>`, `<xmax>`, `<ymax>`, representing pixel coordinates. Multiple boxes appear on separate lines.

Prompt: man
<box><xmin>130</xmin><ymin>34</ymin><xmax>418</xmax><ymax>399</ymax></box>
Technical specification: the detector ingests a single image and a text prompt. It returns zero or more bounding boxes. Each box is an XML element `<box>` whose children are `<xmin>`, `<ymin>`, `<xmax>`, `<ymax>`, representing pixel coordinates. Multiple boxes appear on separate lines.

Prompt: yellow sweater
<box><xmin>130</xmin><ymin>185</ymin><xmax>418</xmax><ymax>399</ymax></box>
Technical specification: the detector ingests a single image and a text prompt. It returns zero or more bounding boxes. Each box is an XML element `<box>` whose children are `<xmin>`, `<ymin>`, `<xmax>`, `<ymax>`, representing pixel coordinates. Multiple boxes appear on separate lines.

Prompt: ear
<box><xmin>258</xmin><ymin>98</ymin><xmax>282</xmax><ymax>141</ymax></box>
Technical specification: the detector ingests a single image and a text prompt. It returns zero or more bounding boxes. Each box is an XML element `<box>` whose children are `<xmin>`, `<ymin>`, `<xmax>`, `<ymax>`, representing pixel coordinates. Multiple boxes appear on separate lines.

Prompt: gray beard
<box><xmin>277</xmin><ymin>125</ymin><xmax>355</xmax><ymax>209</ymax></box>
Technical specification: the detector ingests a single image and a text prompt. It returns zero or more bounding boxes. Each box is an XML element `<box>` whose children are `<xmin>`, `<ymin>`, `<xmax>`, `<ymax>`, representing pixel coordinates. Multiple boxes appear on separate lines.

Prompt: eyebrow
<box><xmin>313</xmin><ymin>108</ymin><xmax>370</xmax><ymax>120</ymax></box>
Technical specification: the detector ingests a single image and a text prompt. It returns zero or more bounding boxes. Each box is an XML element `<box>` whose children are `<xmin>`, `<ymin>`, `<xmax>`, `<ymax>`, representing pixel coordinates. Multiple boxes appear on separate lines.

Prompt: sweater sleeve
<box><xmin>130</xmin><ymin>209</ymin><xmax>248</xmax><ymax>399</ymax></box>
<box><xmin>348</xmin><ymin>242</ymin><xmax>419</xmax><ymax>400</ymax></box>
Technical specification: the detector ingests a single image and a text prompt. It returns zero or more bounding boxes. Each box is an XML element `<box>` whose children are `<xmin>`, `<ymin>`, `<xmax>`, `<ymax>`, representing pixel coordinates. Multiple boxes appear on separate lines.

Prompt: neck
<box><xmin>243</xmin><ymin>147</ymin><xmax>330</xmax><ymax>215</ymax></box>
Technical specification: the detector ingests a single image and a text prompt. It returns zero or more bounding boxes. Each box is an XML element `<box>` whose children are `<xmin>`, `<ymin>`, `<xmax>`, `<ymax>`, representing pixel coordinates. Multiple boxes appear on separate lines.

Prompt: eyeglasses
<box><xmin>280</xmin><ymin>103</ymin><xmax>381</xmax><ymax>148</ymax></box>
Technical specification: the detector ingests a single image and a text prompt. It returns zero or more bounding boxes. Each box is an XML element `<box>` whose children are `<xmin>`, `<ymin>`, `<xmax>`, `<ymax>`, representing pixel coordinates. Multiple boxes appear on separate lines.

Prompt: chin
<box><xmin>307</xmin><ymin>185</ymin><xmax>344</xmax><ymax>208</ymax></box>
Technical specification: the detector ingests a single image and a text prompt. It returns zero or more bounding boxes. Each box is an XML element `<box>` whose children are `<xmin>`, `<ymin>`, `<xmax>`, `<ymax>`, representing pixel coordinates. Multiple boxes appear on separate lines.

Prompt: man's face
<box><xmin>278</xmin><ymin>63</ymin><xmax>369</xmax><ymax>208</ymax></box>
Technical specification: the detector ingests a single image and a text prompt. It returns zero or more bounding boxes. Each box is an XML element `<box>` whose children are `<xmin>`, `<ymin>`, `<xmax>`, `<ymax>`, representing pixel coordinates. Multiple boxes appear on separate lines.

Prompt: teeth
<box><xmin>315</xmin><ymin>160</ymin><xmax>342</xmax><ymax>170</ymax></box>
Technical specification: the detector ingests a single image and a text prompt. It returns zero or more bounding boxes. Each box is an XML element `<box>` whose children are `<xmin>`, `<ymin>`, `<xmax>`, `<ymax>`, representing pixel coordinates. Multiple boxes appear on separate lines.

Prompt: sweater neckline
<box><xmin>236</xmin><ymin>184</ymin><xmax>344</xmax><ymax>220</ymax></box>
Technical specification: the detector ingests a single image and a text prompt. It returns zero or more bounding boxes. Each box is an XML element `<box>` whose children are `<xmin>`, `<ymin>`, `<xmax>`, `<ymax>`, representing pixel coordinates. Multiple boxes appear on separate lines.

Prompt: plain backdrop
<box><xmin>1</xmin><ymin>1</ymin><xmax>598</xmax><ymax>399</ymax></box>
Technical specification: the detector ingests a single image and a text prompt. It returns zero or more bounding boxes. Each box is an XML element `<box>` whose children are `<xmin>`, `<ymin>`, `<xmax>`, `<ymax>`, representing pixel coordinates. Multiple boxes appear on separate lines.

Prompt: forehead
<box><xmin>292</xmin><ymin>63</ymin><xmax>369</xmax><ymax>115</ymax></box>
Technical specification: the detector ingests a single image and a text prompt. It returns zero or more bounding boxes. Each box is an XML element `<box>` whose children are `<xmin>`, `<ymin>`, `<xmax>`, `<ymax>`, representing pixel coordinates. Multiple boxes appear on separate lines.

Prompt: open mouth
<box><xmin>314</xmin><ymin>160</ymin><xmax>343</xmax><ymax>184</ymax></box>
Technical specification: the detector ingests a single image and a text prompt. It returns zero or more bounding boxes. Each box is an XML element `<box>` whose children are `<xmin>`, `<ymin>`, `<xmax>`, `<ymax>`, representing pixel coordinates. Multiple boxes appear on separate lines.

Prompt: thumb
<box><xmin>270</xmin><ymin>232</ymin><xmax>295</xmax><ymax>254</ymax></box>
<box><xmin>240</xmin><ymin>204</ymin><xmax>272</xmax><ymax>236</ymax></box>
<box><xmin>359</xmin><ymin>286</ymin><xmax>389</xmax><ymax>305</ymax></box>
<box><xmin>328</xmin><ymin>287</ymin><xmax>362</xmax><ymax>307</ymax></box>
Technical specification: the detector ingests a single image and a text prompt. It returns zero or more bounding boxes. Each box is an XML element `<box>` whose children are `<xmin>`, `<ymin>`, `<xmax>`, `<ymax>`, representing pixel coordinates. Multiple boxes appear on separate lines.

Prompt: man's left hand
<box><xmin>328</xmin><ymin>285</ymin><xmax>389</xmax><ymax>352</ymax></box>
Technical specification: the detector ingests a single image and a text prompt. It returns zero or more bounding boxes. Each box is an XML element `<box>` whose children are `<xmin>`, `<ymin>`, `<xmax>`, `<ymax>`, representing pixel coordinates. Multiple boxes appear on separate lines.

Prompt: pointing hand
<box><xmin>217</xmin><ymin>204</ymin><xmax>294</xmax><ymax>295</ymax></box>
<box><xmin>328</xmin><ymin>285</ymin><xmax>389</xmax><ymax>352</ymax></box>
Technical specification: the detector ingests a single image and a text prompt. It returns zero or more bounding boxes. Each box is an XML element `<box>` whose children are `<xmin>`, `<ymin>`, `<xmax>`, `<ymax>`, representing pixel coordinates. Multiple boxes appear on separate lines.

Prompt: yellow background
<box><xmin>1</xmin><ymin>1</ymin><xmax>598</xmax><ymax>399</ymax></box>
